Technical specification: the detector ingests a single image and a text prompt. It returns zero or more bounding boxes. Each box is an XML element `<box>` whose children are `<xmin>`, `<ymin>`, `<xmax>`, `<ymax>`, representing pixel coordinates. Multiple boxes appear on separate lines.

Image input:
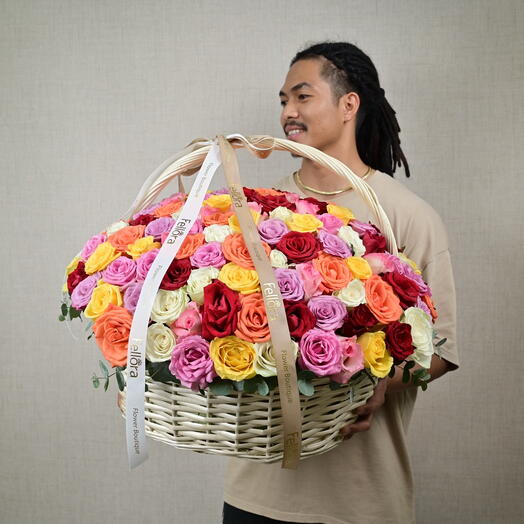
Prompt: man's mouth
<box><xmin>285</xmin><ymin>126</ymin><xmax>306</xmax><ymax>139</ymax></box>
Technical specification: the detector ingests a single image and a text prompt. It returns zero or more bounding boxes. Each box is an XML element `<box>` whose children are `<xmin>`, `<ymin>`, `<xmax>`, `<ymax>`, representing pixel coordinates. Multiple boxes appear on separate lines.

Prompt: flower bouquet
<box><xmin>59</xmin><ymin>134</ymin><xmax>444</xmax><ymax>465</ymax></box>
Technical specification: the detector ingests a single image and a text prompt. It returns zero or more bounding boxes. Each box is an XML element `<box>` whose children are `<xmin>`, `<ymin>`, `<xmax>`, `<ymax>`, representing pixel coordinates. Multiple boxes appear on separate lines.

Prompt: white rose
<box><xmin>146</xmin><ymin>322</ymin><xmax>176</xmax><ymax>362</ymax></box>
<box><xmin>105</xmin><ymin>220</ymin><xmax>128</xmax><ymax>235</ymax></box>
<box><xmin>337</xmin><ymin>225</ymin><xmax>366</xmax><ymax>257</ymax></box>
<box><xmin>254</xmin><ymin>340</ymin><xmax>299</xmax><ymax>377</ymax></box>
<box><xmin>269</xmin><ymin>206</ymin><xmax>293</xmax><ymax>222</ymax></box>
<box><xmin>186</xmin><ymin>267</ymin><xmax>220</xmax><ymax>304</ymax></box>
<box><xmin>151</xmin><ymin>287</ymin><xmax>189</xmax><ymax>324</ymax></box>
<box><xmin>334</xmin><ymin>278</ymin><xmax>366</xmax><ymax>307</ymax></box>
<box><xmin>203</xmin><ymin>224</ymin><xmax>232</xmax><ymax>243</ymax></box>
<box><xmin>402</xmin><ymin>307</ymin><xmax>434</xmax><ymax>368</ymax></box>
<box><xmin>270</xmin><ymin>249</ymin><xmax>288</xmax><ymax>268</ymax></box>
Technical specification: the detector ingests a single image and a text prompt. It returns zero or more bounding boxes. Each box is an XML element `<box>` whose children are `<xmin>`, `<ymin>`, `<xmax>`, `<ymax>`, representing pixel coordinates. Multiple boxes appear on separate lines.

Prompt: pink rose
<box><xmin>189</xmin><ymin>218</ymin><xmax>203</xmax><ymax>234</ymax></box>
<box><xmin>349</xmin><ymin>219</ymin><xmax>377</xmax><ymax>235</ymax></box>
<box><xmin>364</xmin><ymin>252</ymin><xmax>397</xmax><ymax>274</ymax></box>
<box><xmin>274</xmin><ymin>268</ymin><xmax>305</xmax><ymax>301</ymax></box>
<box><xmin>295</xmin><ymin>199</ymin><xmax>320</xmax><ymax>215</ymax></box>
<box><xmin>190</xmin><ymin>242</ymin><xmax>226</xmax><ymax>268</ymax></box>
<box><xmin>123</xmin><ymin>281</ymin><xmax>143</xmax><ymax>312</ymax></box>
<box><xmin>298</xmin><ymin>328</ymin><xmax>343</xmax><ymax>376</ymax></box>
<box><xmin>330</xmin><ymin>335</ymin><xmax>364</xmax><ymax>384</ymax></box>
<box><xmin>101</xmin><ymin>256</ymin><xmax>137</xmax><ymax>286</ymax></box>
<box><xmin>136</xmin><ymin>248</ymin><xmax>159</xmax><ymax>280</ymax></box>
<box><xmin>295</xmin><ymin>261</ymin><xmax>322</xmax><ymax>300</ymax></box>
<box><xmin>145</xmin><ymin>217</ymin><xmax>175</xmax><ymax>240</ymax></box>
<box><xmin>170</xmin><ymin>302</ymin><xmax>202</xmax><ymax>338</ymax></box>
<box><xmin>318</xmin><ymin>213</ymin><xmax>343</xmax><ymax>234</ymax></box>
<box><xmin>70</xmin><ymin>273</ymin><xmax>102</xmax><ymax>309</ymax></box>
<box><xmin>80</xmin><ymin>234</ymin><xmax>106</xmax><ymax>261</ymax></box>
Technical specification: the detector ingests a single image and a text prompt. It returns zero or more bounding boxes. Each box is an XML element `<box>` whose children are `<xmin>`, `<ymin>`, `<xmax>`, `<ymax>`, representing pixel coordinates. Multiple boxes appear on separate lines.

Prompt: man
<box><xmin>223</xmin><ymin>42</ymin><xmax>459</xmax><ymax>524</ymax></box>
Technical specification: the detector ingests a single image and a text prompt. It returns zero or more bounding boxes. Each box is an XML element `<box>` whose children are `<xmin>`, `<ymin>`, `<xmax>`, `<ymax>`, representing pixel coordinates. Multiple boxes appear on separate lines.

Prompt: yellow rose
<box><xmin>84</xmin><ymin>242</ymin><xmax>120</xmax><ymax>274</ymax></box>
<box><xmin>327</xmin><ymin>203</ymin><xmax>354</xmax><ymax>225</ymax></box>
<box><xmin>357</xmin><ymin>330</ymin><xmax>393</xmax><ymax>378</ymax></box>
<box><xmin>345</xmin><ymin>256</ymin><xmax>372</xmax><ymax>280</ymax></box>
<box><xmin>218</xmin><ymin>262</ymin><xmax>260</xmax><ymax>294</ymax></box>
<box><xmin>204</xmin><ymin>194</ymin><xmax>232</xmax><ymax>211</ymax></box>
<box><xmin>285</xmin><ymin>212</ymin><xmax>324</xmax><ymax>233</ymax></box>
<box><xmin>228</xmin><ymin>209</ymin><xmax>261</xmax><ymax>233</ymax></box>
<box><xmin>126</xmin><ymin>236</ymin><xmax>161</xmax><ymax>259</ymax></box>
<box><xmin>398</xmin><ymin>252</ymin><xmax>422</xmax><ymax>275</ymax></box>
<box><xmin>66</xmin><ymin>256</ymin><xmax>81</xmax><ymax>275</ymax></box>
<box><xmin>84</xmin><ymin>280</ymin><xmax>123</xmax><ymax>320</ymax></box>
<box><xmin>209</xmin><ymin>336</ymin><xmax>257</xmax><ymax>381</ymax></box>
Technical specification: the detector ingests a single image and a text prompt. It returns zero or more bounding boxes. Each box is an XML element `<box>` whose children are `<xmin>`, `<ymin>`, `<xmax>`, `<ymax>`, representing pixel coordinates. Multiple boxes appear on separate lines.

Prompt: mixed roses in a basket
<box><xmin>60</xmin><ymin>185</ymin><xmax>443</xmax><ymax>396</ymax></box>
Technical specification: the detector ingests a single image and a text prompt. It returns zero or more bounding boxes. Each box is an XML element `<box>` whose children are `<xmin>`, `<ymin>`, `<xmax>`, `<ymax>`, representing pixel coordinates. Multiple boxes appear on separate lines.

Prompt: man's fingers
<box><xmin>339</xmin><ymin>413</ymin><xmax>374</xmax><ymax>439</ymax></box>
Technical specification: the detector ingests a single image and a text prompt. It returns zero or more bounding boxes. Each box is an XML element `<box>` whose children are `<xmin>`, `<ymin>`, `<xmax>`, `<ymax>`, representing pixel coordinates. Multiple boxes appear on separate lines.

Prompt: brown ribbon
<box><xmin>217</xmin><ymin>135</ymin><xmax>302</xmax><ymax>469</ymax></box>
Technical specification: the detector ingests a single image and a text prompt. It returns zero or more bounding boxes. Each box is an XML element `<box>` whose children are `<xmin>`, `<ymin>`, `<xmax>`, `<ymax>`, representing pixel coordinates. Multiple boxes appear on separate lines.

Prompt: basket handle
<box><xmin>122</xmin><ymin>134</ymin><xmax>398</xmax><ymax>256</ymax></box>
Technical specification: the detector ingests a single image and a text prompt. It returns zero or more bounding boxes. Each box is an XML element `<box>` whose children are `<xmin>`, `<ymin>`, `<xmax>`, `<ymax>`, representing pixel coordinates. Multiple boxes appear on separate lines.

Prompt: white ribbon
<box><xmin>125</xmin><ymin>141</ymin><xmax>222</xmax><ymax>469</ymax></box>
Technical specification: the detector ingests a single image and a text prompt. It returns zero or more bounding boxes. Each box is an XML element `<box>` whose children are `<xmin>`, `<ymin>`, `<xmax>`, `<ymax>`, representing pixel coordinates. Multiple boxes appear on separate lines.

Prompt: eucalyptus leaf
<box><xmin>233</xmin><ymin>380</ymin><xmax>245</xmax><ymax>392</ymax></box>
<box><xmin>58</xmin><ymin>314</ymin><xmax>65</xmax><ymax>322</ymax></box>
<box><xmin>61</xmin><ymin>303</ymin><xmax>68</xmax><ymax>316</ymax></box>
<box><xmin>104</xmin><ymin>377</ymin><xmax>109</xmax><ymax>392</ymax></box>
<box><xmin>402</xmin><ymin>367</ymin><xmax>411</xmax><ymax>384</ymax></box>
<box><xmin>91</xmin><ymin>374</ymin><xmax>100</xmax><ymax>388</ymax></box>
<box><xmin>329</xmin><ymin>381</ymin><xmax>343</xmax><ymax>390</ymax></box>
<box><xmin>243</xmin><ymin>378</ymin><xmax>258</xmax><ymax>394</ymax></box>
<box><xmin>405</xmin><ymin>360</ymin><xmax>416</xmax><ymax>370</ymax></box>
<box><xmin>298</xmin><ymin>378</ymin><xmax>314</xmax><ymax>396</ymax></box>
<box><xmin>209</xmin><ymin>381</ymin><xmax>234</xmax><ymax>396</ymax></box>
<box><xmin>256</xmin><ymin>378</ymin><xmax>269</xmax><ymax>396</ymax></box>
<box><xmin>435</xmin><ymin>337</ymin><xmax>447</xmax><ymax>347</ymax></box>
<box><xmin>116</xmin><ymin>368</ymin><xmax>125</xmax><ymax>391</ymax></box>
<box><xmin>99</xmin><ymin>360</ymin><xmax>109</xmax><ymax>379</ymax></box>
<box><xmin>68</xmin><ymin>306</ymin><xmax>81</xmax><ymax>320</ymax></box>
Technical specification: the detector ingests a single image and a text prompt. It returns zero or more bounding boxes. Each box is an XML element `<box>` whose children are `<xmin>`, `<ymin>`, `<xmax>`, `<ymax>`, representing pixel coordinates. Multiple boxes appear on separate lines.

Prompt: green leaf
<box><xmin>103</xmin><ymin>376</ymin><xmax>109</xmax><ymax>392</ymax></box>
<box><xmin>116</xmin><ymin>368</ymin><xmax>125</xmax><ymax>391</ymax></box>
<box><xmin>402</xmin><ymin>366</ymin><xmax>411</xmax><ymax>384</ymax></box>
<box><xmin>68</xmin><ymin>306</ymin><xmax>82</xmax><ymax>320</ymax></box>
<box><xmin>256</xmin><ymin>378</ymin><xmax>269</xmax><ymax>396</ymax></box>
<box><xmin>388</xmin><ymin>365</ymin><xmax>397</xmax><ymax>378</ymax></box>
<box><xmin>61</xmin><ymin>303</ymin><xmax>68</xmax><ymax>316</ymax></box>
<box><xmin>435</xmin><ymin>337</ymin><xmax>447</xmax><ymax>347</ymax></box>
<box><xmin>265</xmin><ymin>376</ymin><xmax>279</xmax><ymax>392</ymax></box>
<box><xmin>329</xmin><ymin>381</ymin><xmax>344</xmax><ymax>390</ymax></box>
<box><xmin>297</xmin><ymin>369</ymin><xmax>317</xmax><ymax>380</ymax></box>
<box><xmin>84</xmin><ymin>320</ymin><xmax>93</xmax><ymax>332</ymax></box>
<box><xmin>209</xmin><ymin>380</ymin><xmax>234</xmax><ymax>396</ymax></box>
<box><xmin>91</xmin><ymin>374</ymin><xmax>100</xmax><ymax>389</ymax></box>
<box><xmin>146</xmin><ymin>360</ymin><xmax>179</xmax><ymax>384</ymax></box>
<box><xmin>405</xmin><ymin>360</ymin><xmax>416</xmax><ymax>370</ymax></box>
<box><xmin>243</xmin><ymin>378</ymin><xmax>258</xmax><ymax>394</ymax></box>
<box><xmin>58</xmin><ymin>314</ymin><xmax>65</xmax><ymax>322</ymax></box>
<box><xmin>232</xmin><ymin>380</ymin><xmax>245</xmax><ymax>392</ymax></box>
<box><xmin>87</xmin><ymin>333</ymin><xmax>94</xmax><ymax>340</ymax></box>
<box><xmin>99</xmin><ymin>360</ymin><xmax>109</xmax><ymax>379</ymax></box>
<box><xmin>298</xmin><ymin>378</ymin><xmax>314</xmax><ymax>396</ymax></box>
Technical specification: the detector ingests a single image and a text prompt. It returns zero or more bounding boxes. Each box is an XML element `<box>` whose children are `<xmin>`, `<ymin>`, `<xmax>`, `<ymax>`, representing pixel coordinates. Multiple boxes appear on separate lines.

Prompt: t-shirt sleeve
<box><xmin>421</xmin><ymin>249</ymin><xmax>460</xmax><ymax>371</ymax></box>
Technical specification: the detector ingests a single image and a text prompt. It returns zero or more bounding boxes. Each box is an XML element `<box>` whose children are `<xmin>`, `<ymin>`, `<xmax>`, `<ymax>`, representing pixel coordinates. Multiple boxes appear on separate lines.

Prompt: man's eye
<box><xmin>280</xmin><ymin>100</ymin><xmax>286</xmax><ymax>106</ymax></box>
<box><xmin>298</xmin><ymin>94</ymin><xmax>309</xmax><ymax>100</ymax></box>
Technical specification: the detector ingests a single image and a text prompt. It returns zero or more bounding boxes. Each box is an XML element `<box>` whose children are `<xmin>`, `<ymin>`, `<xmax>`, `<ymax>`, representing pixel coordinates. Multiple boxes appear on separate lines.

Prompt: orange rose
<box><xmin>255</xmin><ymin>188</ymin><xmax>283</xmax><ymax>196</ymax></box>
<box><xmin>107</xmin><ymin>225</ymin><xmax>146</xmax><ymax>251</ymax></box>
<box><xmin>364</xmin><ymin>274</ymin><xmax>403</xmax><ymax>323</ymax></box>
<box><xmin>202</xmin><ymin>211</ymin><xmax>234</xmax><ymax>226</ymax></box>
<box><xmin>222</xmin><ymin>233</ymin><xmax>271</xmax><ymax>270</ymax></box>
<box><xmin>153</xmin><ymin>200</ymin><xmax>184</xmax><ymax>217</ymax></box>
<box><xmin>234</xmin><ymin>292</ymin><xmax>270</xmax><ymax>343</ymax></box>
<box><xmin>92</xmin><ymin>303</ymin><xmax>133</xmax><ymax>367</ymax></box>
<box><xmin>312</xmin><ymin>252</ymin><xmax>352</xmax><ymax>292</ymax></box>
<box><xmin>422</xmin><ymin>294</ymin><xmax>438</xmax><ymax>321</ymax></box>
<box><xmin>175</xmin><ymin>233</ymin><xmax>205</xmax><ymax>259</ymax></box>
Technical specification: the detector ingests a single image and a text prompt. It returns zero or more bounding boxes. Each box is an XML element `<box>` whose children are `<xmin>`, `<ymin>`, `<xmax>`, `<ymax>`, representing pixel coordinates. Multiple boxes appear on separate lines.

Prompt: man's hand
<box><xmin>339</xmin><ymin>377</ymin><xmax>389</xmax><ymax>440</ymax></box>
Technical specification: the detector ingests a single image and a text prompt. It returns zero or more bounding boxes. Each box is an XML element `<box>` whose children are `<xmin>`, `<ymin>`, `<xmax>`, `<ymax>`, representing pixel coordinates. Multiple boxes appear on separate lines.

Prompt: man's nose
<box><xmin>281</xmin><ymin>101</ymin><xmax>299</xmax><ymax>119</ymax></box>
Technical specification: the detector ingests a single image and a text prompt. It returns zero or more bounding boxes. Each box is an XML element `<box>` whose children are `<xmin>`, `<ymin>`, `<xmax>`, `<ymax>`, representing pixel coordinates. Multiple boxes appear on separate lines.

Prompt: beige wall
<box><xmin>1</xmin><ymin>1</ymin><xmax>523</xmax><ymax>523</ymax></box>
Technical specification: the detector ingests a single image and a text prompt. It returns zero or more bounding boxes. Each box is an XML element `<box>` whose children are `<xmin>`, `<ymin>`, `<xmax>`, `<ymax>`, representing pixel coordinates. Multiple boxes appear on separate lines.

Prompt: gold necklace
<box><xmin>294</xmin><ymin>166</ymin><xmax>373</xmax><ymax>196</ymax></box>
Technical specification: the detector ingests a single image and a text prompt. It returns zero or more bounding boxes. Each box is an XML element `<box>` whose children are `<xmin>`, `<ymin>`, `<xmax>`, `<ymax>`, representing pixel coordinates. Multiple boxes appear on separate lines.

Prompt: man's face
<box><xmin>279</xmin><ymin>58</ymin><xmax>346</xmax><ymax>154</ymax></box>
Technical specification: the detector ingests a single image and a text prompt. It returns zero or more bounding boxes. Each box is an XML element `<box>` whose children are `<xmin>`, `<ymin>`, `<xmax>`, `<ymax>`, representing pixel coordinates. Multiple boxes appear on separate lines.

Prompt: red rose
<box><xmin>382</xmin><ymin>271</ymin><xmax>420</xmax><ymax>309</ymax></box>
<box><xmin>160</xmin><ymin>257</ymin><xmax>191</xmax><ymax>290</ymax></box>
<box><xmin>283</xmin><ymin>300</ymin><xmax>316</xmax><ymax>339</ymax></box>
<box><xmin>276</xmin><ymin>232</ymin><xmax>321</xmax><ymax>263</ymax></box>
<box><xmin>362</xmin><ymin>228</ymin><xmax>387</xmax><ymax>254</ymax></box>
<box><xmin>128</xmin><ymin>213</ymin><xmax>157</xmax><ymax>227</ymax></box>
<box><xmin>201</xmin><ymin>280</ymin><xmax>241</xmax><ymax>339</ymax></box>
<box><xmin>302</xmin><ymin>197</ymin><xmax>328</xmax><ymax>214</ymax></box>
<box><xmin>243</xmin><ymin>188</ymin><xmax>296</xmax><ymax>214</ymax></box>
<box><xmin>340</xmin><ymin>304</ymin><xmax>377</xmax><ymax>337</ymax></box>
<box><xmin>385</xmin><ymin>321</ymin><xmax>415</xmax><ymax>364</ymax></box>
<box><xmin>67</xmin><ymin>261</ymin><xmax>87</xmax><ymax>294</ymax></box>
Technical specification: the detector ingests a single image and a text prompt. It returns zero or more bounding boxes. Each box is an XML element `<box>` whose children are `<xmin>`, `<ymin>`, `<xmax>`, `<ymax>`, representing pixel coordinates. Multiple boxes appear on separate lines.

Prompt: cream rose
<box><xmin>146</xmin><ymin>322</ymin><xmax>176</xmax><ymax>362</ymax></box>
<box><xmin>203</xmin><ymin>224</ymin><xmax>232</xmax><ymax>243</ymax></box>
<box><xmin>334</xmin><ymin>278</ymin><xmax>366</xmax><ymax>307</ymax></box>
<box><xmin>254</xmin><ymin>340</ymin><xmax>299</xmax><ymax>377</ymax></box>
<box><xmin>151</xmin><ymin>288</ymin><xmax>189</xmax><ymax>324</ymax></box>
<box><xmin>269</xmin><ymin>206</ymin><xmax>293</xmax><ymax>222</ymax></box>
<box><xmin>337</xmin><ymin>225</ymin><xmax>366</xmax><ymax>257</ymax></box>
<box><xmin>270</xmin><ymin>249</ymin><xmax>288</xmax><ymax>268</ymax></box>
<box><xmin>186</xmin><ymin>267</ymin><xmax>220</xmax><ymax>304</ymax></box>
<box><xmin>402</xmin><ymin>306</ymin><xmax>434</xmax><ymax>368</ymax></box>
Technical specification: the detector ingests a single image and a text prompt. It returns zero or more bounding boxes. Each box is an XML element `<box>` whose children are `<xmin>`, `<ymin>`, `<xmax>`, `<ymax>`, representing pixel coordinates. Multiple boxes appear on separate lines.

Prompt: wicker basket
<box><xmin>114</xmin><ymin>134</ymin><xmax>398</xmax><ymax>463</ymax></box>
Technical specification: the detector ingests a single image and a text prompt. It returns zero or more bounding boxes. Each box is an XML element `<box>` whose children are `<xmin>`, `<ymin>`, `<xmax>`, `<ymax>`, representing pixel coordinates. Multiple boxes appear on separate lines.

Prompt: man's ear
<box><xmin>341</xmin><ymin>92</ymin><xmax>360</xmax><ymax>122</ymax></box>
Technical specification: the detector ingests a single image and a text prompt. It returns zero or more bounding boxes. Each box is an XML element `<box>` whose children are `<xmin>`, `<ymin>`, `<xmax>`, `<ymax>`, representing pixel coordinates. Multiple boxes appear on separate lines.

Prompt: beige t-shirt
<box><xmin>223</xmin><ymin>170</ymin><xmax>459</xmax><ymax>524</ymax></box>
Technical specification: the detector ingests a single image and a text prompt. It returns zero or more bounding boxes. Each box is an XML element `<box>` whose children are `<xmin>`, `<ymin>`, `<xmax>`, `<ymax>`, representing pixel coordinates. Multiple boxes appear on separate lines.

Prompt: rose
<box><xmin>201</xmin><ymin>280</ymin><xmax>241</xmax><ymax>339</ymax></box>
<box><xmin>402</xmin><ymin>307</ymin><xmax>434</xmax><ymax>368</ymax></box>
<box><xmin>330</xmin><ymin>335</ymin><xmax>364</xmax><ymax>384</ymax></box>
<box><xmin>349</xmin><ymin>219</ymin><xmax>377</xmax><ymax>236</ymax></box>
<box><xmin>71</xmin><ymin>273</ymin><xmax>101</xmax><ymax>309</ymax></box>
<box><xmin>186</xmin><ymin>267</ymin><xmax>220</xmax><ymax>304</ymax></box>
<box><xmin>126</xmin><ymin>236</ymin><xmax>161</xmax><ymax>259</ymax></box>
<box><xmin>385</xmin><ymin>321</ymin><xmax>415</xmax><ymax>364</ymax></box>
<box><xmin>123</xmin><ymin>281</ymin><xmax>143</xmax><ymax>312</ymax></box>
<box><xmin>104</xmin><ymin>221</ymin><xmax>128</xmax><ymax>236</ymax></box>
<box><xmin>269</xmin><ymin>206</ymin><xmax>294</xmax><ymax>222</ymax></box>
<box><xmin>345</xmin><ymin>256</ymin><xmax>372</xmax><ymax>280</ymax></box>
<box><xmin>160</xmin><ymin>257</ymin><xmax>192</xmax><ymax>291</ymax></box>
<box><xmin>209</xmin><ymin>336</ymin><xmax>257</xmax><ymax>381</ymax></box>
<box><xmin>312</xmin><ymin>252</ymin><xmax>352</xmax><ymax>292</ymax></box>
<box><xmin>308</xmin><ymin>295</ymin><xmax>348</xmax><ymax>331</ymax></box>
<box><xmin>364</xmin><ymin>252</ymin><xmax>397</xmax><ymax>274</ymax></box>
<box><xmin>283</xmin><ymin>300</ymin><xmax>317</xmax><ymax>339</ymax></box>
<box><xmin>274</xmin><ymin>268</ymin><xmax>305</xmax><ymax>301</ymax></box>
<box><xmin>398</xmin><ymin>251</ymin><xmax>423</xmax><ymax>274</ymax></box>
<box><xmin>171</xmin><ymin>301</ymin><xmax>202</xmax><ymax>338</ymax></box>
<box><xmin>254</xmin><ymin>340</ymin><xmax>299</xmax><ymax>377</ymax></box>
<box><xmin>257</xmin><ymin>219</ymin><xmax>289</xmax><ymax>245</ymax></box>
<box><xmin>136</xmin><ymin>248</ymin><xmax>159</xmax><ymax>281</ymax></box>
<box><xmin>326</xmin><ymin>203</ymin><xmax>354</xmax><ymax>225</ymax></box>
<box><xmin>150</xmin><ymin>288</ymin><xmax>189</xmax><ymax>324</ymax></box>
<box><xmin>146</xmin><ymin>322</ymin><xmax>176</xmax><ymax>362</ymax></box>
<box><xmin>203</xmin><ymin>193</ymin><xmax>232</xmax><ymax>211</ymax></box>
<box><xmin>382</xmin><ymin>271</ymin><xmax>421</xmax><ymax>309</ymax></box>
<box><xmin>92</xmin><ymin>303</ymin><xmax>133</xmax><ymax>367</ymax></box>
<box><xmin>190</xmin><ymin>242</ymin><xmax>226</xmax><ymax>269</ymax></box>
<box><xmin>298</xmin><ymin>328</ymin><xmax>343</xmax><ymax>376</ymax></box>
<box><xmin>107</xmin><ymin>225</ymin><xmax>146</xmax><ymax>251</ymax></box>
<box><xmin>202</xmin><ymin>210</ymin><xmax>234</xmax><ymax>227</ymax></box>
<box><xmin>145</xmin><ymin>217</ymin><xmax>175</xmax><ymax>240</ymax></box>
<box><xmin>222</xmin><ymin>233</ymin><xmax>271</xmax><ymax>270</ymax></box>
<box><xmin>421</xmin><ymin>294</ymin><xmax>438</xmax><ymax>321</ymax></box>
<box><xmin>175</xmin><ymin>233</ymin><xmax>205</xmax><ymax>259</ymax></box>
<box><xmin>270</xmin><ymin>249</ymin><xmax>288</xmax><ymax>268</ymax></box>
<box><xmin>169</xmin><ymin>335</ymin><xmax>217</xmax><ymax>391</ymax></box>
<box><xmin>357</xmin><ymin>330</ymin><xmax>393</xmax><ymax>378</ymax></box>
<box><xmin>132</xmin><ymin>203</ymin><xmax>161</xmax><ymax>219</ymax></box>
<box><xmin>101</xmin><ymin>256</ymin><xmax>137</xmax><ymax>287</ymax></box>
<box><xmin>152</xmin><ymin>200</ymin><xmax>184</xmax><ymax>218</ymax></box>
<box><xmin>340</xmin><ymin>304</ymin><xmax>377</xmax><ymax>337</ymax></box>
<box><xmin>416</xmin><ymin>296</ymin><xmax>432</xmax><ymax>318</ymax></box>
<box><xmin>128</xmin><ymin>213</ymin><xmax>156</xmax><ymax>227</ymax></box>
<box><xmin>318</xmin><ymin>213</ymin><xmax>343</xmax><ymax>234</ymax></box>
<box><xmin>189</xmin><ymin>218</ymin><xmax>203</xmax><ymax>234</ymax></box>
<box><xmin>84</xmin><ymin>242</ymin><xmax>121</xmax><ymax>274</ymax></box>
<box><xmin>334</xmin><ymin>279</ymin><xmax>366</xmax><ymax>308</ymax></box>
<box><xmin>276</xmin><ymin>231</ymin><xmax>321</xmax><ymax>263</ymax></box>
<box><xmin>203</xmin><ymin>224</ymin><xmax>232</xmax><ymax>243</ymax></box>
<box><xmin>243</xmin><ymin>188</ymin><xmax>295</xmax><ymax>214</ymax></box>
<box><xmin>337</xmin><ymin>225</ymin><xmax>365</xmax><ymax>257</ymax></box>
<box><xmin>285</xmin><ymin>213</ymin><xmax>324</xmax><ymax>233</ymax></box>
<box><xmin>318</xmin><ymin>230</ymin><xmax>352</xmax><ymax>258</ymax></box>
<box><xmin>234</xmin><ymin>292</ymin><xmax>270</xmax><ymax>343</ymax></box>
<box><xmin>361</xmin><ymin>228</ymin><xmax>387</xmax><ymax>255</ymax></box>
<box><xmin>295</xmin><ymin>261</ymin><xmax>322</xmax><ymax>299</ymax></box>
<box><xmin>295</xmin><ymin>199</ymin><xmax>320</xmax><ymax>215</ymax></box>
<box><xmin>67</xmin><ymin>261</ymin><xmax>87</xmax><ymax>294</ymax></box>
<box><xmin>364</xmin><ymin>275</ymin><xmax>403</xmax><ymax>323</ymax></box>
<box><xmin>84</xmin><ymin>280</ymin><xmax>123</xmax><ymax>320</ymax></box>
<box><xmin>218</xmin><ymin>262</ymin><xmax>260</xmax><ymax>294</ymax></box>
<box><xmin>228</xmin><ymin>209</ymin><xmax>261</xmax><ymax>233</ymax></box>
<box><xmin>80</xmin><ymin>234</ymin><xmax>107</xmax><ymax>261</ymax></box>
<box><xmin>390</xmin><ymin>256</ymin><xmax>428</xmax><ymax>295</ymax></box>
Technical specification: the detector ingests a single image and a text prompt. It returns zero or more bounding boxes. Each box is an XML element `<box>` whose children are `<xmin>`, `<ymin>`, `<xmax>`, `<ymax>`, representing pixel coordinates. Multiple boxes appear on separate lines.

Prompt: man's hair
<box><xmin>290</xmin><ymin>41</ymin><xmax>410</xmax><ymax>178</ymax></box>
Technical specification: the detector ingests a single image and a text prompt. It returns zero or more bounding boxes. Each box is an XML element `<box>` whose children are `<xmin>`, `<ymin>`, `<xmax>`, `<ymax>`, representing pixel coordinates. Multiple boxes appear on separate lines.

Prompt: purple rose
<box><xmin>318</xmin><ymin>213</ymin><xmax>343</xmax><ymax>234</ymax></box>
<box><xmin>307</xmin><ymin>295</ymin><xmax>347</xmax><ymax>331</ymax></box>
<box><xmin>145</xmin><ymin>217</ymin><xmax>175</xmax><ymax>240</ymax></box>
<box><xmin>123</xmin><ymin>281</ymin><xmax>143</xmax><ymax>312</ymax></box>
<box><xmin>317</xmin><ymin>230</ymin><xmax>352</xmax><ymax>258</ymax></box>
<box><xmin>80</xmin><ymin>234</ymin><xmax>106</xmax><ymax>261</ymax></box>
<box><xmin>416</xmin><ymin>296</ymin><xmax>432</xmax><ymax>317</ymax></box>
<box><xmin>70</xmin><ymin>273</ymin><xmax>102</xmax><ymax>309</ymax></box>
<box><xmin>190</xmin><ymin>242</ymin><xmax>226</xmax><ymax>268</ymax></box>
<box><xmin>136</xmin><ymin>248</ymin><xmax>159</xmax><ymax>280</ymax></box>
<box><xmin>257</xmin><ymin>219</ymin><xmax>289</xmax><ymax>245</ymax></box>
<box><xmin>189</xmin><ymin>218</ymin><xmax>203</xmax><ymax>234</ymax></box>
<box><xmin>391</xmin><ymin>257</ymin><xmax>429</xmax><ymax>295</ymax></box>
<box><xmin>169</xmin><ymin>335</ymin><xmax>217</xmax><ymax>391</ymax></box>
<box><xmin>298</xmin><ymin>328</ymin><xmax>343</xmax><ymax>376</ymax></box>
<box><xmin>349</xmin><ymin>219</ymin><xmax>377</xmax><ymax>235</ymax></box>
<box><xmin>274</xmin><ymin>268</ymin><xmax>305</xmax><ymax>301</ymax></box>
<box><xmin>101</xmin><ymin>256</ymin><xmax>137</xmax><ymax>287</ymax></box>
